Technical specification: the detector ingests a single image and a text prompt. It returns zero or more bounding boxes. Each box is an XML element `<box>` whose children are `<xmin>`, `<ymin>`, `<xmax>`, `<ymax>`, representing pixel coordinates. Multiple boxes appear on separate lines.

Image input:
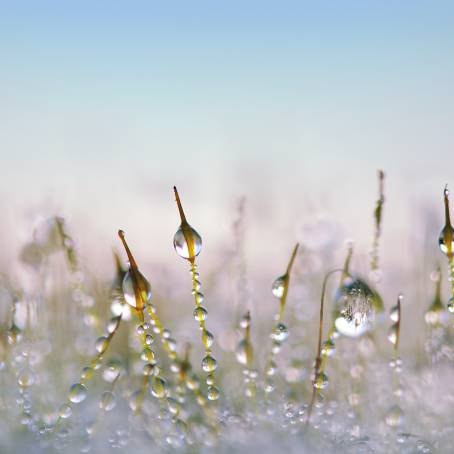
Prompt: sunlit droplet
<box><xmin>313</xmin><ymin>372</ymin><xmax>329</xmax><ymax>390</ymax></box>
<box><xmin>272</xmin><ymin>275</ymin><xmax>286</xmax><ymax>298</ymax></box>
<box><xmin>271</xmin><ymin>323</ymin><xmax>289</xmax><ymax>342</ymax></box>
<box><xmin>193</xmin><ymin>306</ymin><xmax>207</xmax><ymax>321</ymax></box>
<box><xmin>173</xmin><ymin>226</ymin><xmax>202</xmax><ymax>260</ymax></box>
<box><xmin>122</xmin><ymin>270</ymin><xmax>151</xmax><ymax>309</ymax></box>
<box><xmin>201</xmin><ymin>355</ymin><xmax>217</xmax><ymax>373</ymax></box>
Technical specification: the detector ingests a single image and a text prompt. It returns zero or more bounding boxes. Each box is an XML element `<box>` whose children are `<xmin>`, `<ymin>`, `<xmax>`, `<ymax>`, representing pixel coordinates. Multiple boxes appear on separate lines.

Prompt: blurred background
<box><xmin>0</xmin><ymin>1</ymin><xmax>453</xmax><ymax>305</ymax></box>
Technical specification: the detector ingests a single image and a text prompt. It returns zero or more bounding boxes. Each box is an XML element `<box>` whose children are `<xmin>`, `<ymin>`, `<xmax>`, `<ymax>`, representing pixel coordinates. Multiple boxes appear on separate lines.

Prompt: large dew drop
<box><xmin>173</xmin><ymin>225</ymin><xmax>202</xmax><ymax>260</ymax></box>
<box><xmin>271</xmin><ymin>275</ymin><xmax>286</xmax><ymax>298</ymax></box>
<box><xmin>122</xmin><ymin>270</ymin><xmax>151</xmax><ymax>309</ymax></box>
<box><xmin>438</xmin><ymin>226</ymin><xmax>454</xmax><ymax>255</ymax></box>
<box><xmin>68</xmin><ymin>383</ymin><xmax>87</xmax><ymax>403</ymax></box>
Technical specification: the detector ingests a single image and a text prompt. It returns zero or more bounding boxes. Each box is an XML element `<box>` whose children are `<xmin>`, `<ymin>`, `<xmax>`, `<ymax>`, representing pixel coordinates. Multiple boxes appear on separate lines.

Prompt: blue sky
<box><xmin>0</xmin><ymin>1</ymin><xmax>453</xmax><ymax>271</ymax></box>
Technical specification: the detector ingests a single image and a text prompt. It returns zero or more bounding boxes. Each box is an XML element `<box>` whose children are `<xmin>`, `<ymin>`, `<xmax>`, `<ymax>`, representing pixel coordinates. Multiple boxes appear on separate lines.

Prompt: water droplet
<box><xmin>58</xmin><ymin>403</ymin><xmax>72</xmax><ymax>419</ymax></box>
<box><xmin>439</xmin><ymin>226</ymin><xmax>454</xmax><ymax>255</ymax></box>
<box><xmin>236</xmin><ymin>339</ymin><xmax>253</xmax><ymax>366</ymax></box>
<box><xmin>173</xmin><ymin>225</ymin><xmax>202</xmax><ymax>260</ymax></box>
<box><xmin>201</xmin><ymin>355</ymin><xmax>217</xmax><ymax>372</ymax></box>
<box><xmin>143</xmin><ymin>363</ymin><xmax>157</xmax><ymax>376</ymax></box>
<box><xmin>390</xmin><ymin>304</ymin><xmax>399</xmax><ymax>322</ymax></box>
<box><xmin>7</xmin><ymin>324</ymin><xmax>22</xmax><ymax>345</ymax></box>
<box><xmin>68</xmin><ymin>383</ymin><xmax>87</xmax><ymax>403</ymax></box>
<box><xmin>145</xmin><ymin>334</ymin><xmax>154</xmax><ymax>345</ymax></box>
<box><xmin>193</xmin><ymin>306</ymin><xmax>208</xmax><ymax>321</ymax></box>
<box><xmin>151</xmin><ymin>377</ymin><xmax>168</xmax><ymax>398</ymax></box>
<box><xmin>18</xmin><ymin>370</ymin><xmax>35</xmax><ymax>388</ymax></box>
<box><xmin>100</xmin><ymin>391</ymin><xmax>116</xmax><ymax>412</ymax></box>
<box><xmin>313</xmin><ymin>372</ymin><xmax>329</xmax><ymax>390</ymax></box>
<box><xmin>240</xmin><ymin>312</ymin><xmax>251</xmax><ymax>328</ymax></box>
<box><xmin>202</xmin><ymin>330</ymin><xmax>214</xmax><ymax>349</ymax></box>
<box><xmin>265</xmin><ymin>360</ymin><xmax>277</xmax><ymax>376</ymax></box>
<box><xmin>272</xmin><ymin>275</ymin><xmax>286</xmax><ymax>298</ymax></box>
<box><xmin>128</xmin><ymin>390</ymin><xmax>144</xmax><ymax>411</ymax></box>
<box><xmin>141</xmin><ymin>348</ymin><xmax>155</xmax><ymax>363</ymax></box>
<box><xmin>102</xmin><ymin>361</ymin><xmax>121</xmax><ymax>382</ymax></box>
<box><xmin>321</xmin><ymin>339</ymin><xmax>336</xmax><ymax>357</ymax></box>
<box><xmin>95</xmin><ymin>336</ymin><xmax>109</xmax><ymax>354</ymax></box>
<box><xmin>271</xmin><ymin>323</ymin><xmax>289</xmax><ymax>342</ymax></box>
<box><xmin>107</xmin><ymin>316</ymin><xmax>121</xmax><ymax>334</ymax></box>
<box><xmin>81</xmin><ymin>367</ymin><xmax>94</xmax><ymax>381</ymax></box>
<box><xmin>448</xmin><ymin>297</ymin><xmax>454</xmax><ymax>313</ymax></box>
<box><xmin>385</xmin><ymin>404</ymin><xmax>404</xmax><ymax>427</ymax></box>
<box><xmin>122</xmin><ymin>270</ymin><xmax>151</xmax><ymax>309</ymax></box>
<box><xmin>388</xmin><ymin>324</ymin><xmax>397</xmax><ymax>345</ymax></box>
<box><xmin>207</xmin><ymin>386</ymin><xmax>220</xmax><ymax>401</ymax></box>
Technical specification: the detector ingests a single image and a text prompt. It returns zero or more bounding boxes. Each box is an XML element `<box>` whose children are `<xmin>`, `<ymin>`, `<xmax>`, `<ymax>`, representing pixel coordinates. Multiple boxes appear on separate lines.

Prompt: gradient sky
<box><xmin>0</xmin><ymin>1</ymin><xmax>453</xmax><ymax>276</ymax></box>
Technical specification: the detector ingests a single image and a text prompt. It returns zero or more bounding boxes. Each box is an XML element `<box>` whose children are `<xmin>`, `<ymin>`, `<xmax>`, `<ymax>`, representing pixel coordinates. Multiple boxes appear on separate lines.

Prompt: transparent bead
<box><xmin>202</xmin><ymin>330</ymin><xmax>214</xmax><ymax>349</ymax></box>
<box><xmin>385</xmin><ymin>404</ymin><xmax>404</xmax><ymax>427</ymax></box>
<box><xmin>122</xmin><ymin>270</ymin><xmax>151</xmax><ymax>309</ymax></box>
<box><xmin>107</xmin><ymin>316</ymin><xmax>121</xmax><ymax>334</ymax></box>
<box><xmin>173</xmin><ymin>225</ymin><xmax>202</xmax><ymax>260</ymax></box>
<box><xmin>388</xmin><ymin>324</ymin><xmax>397</xmax><ymax>345</ymax></box>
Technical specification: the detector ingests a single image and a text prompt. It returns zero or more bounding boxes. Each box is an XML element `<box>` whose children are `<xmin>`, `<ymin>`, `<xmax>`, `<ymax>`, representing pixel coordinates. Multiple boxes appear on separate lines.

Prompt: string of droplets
<box><xmin>173</xmin><ymin>187</ymin><xmax>220</xmax><ymax>401</ymax></box>
<box><xmin>385</xmin><ymin>294</ymin><xmax>405</xmax><ymax>429</ymax></box>
<box><xmin>264</xmin><ymin>244</ymin><xmax>299</xmax><ymax>397</ymax></box>
<box><xmin>235</xmin><ymin>311</ymin><xmax>257</xmax><ymax>399</ymax></box>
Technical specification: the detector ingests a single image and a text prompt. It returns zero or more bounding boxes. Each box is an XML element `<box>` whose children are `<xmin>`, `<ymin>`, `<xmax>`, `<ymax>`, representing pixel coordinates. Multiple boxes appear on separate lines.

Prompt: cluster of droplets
<box><xmin>235</xmin><ymin>311</ymin><xmax>257</xmax><ymax>399</ymax></box>
<box><xmin>173</xmin><ymin>187</ymin><xmax>220</xmax><ymax>402</ymax></box>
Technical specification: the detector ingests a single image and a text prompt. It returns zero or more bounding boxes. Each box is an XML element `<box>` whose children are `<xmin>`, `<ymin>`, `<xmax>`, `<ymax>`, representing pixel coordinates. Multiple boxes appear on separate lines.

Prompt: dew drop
<box><xmin>201</xmin><ymin>355</ymin><xmax>217</xmax><ymax>373</ymax></box>
<box><xmin>202</xmin><ymin>330</ymin><xmax>214</xmax><ymax>349</ymax></box>
<box><xmin>388</xmin><ymin>324</ymin><xmax>397</xmax><ymax>345</ymax></box>
<box><xmin>95</xmin><ymin>336</ymin><xmax>109</xmax><ymax>354</ymax></box>
<box><xmin>193</xmin><ymin>306</ymin><xmax>207</xmax><ymax>322</ymax></box>
<box><xmin>18</xmin><ymin>370</ymin><xmax>35</xmax><ymax>388</ymax></box>
<box><xmin>68</xmin><ymin>383</ymin><xmax>87</xmax><ymax>403</ymax></box>
<box><xmin>58</xmin><ymin>403</ymin><xmax>72</xmax><ymax>419</ymax></box>
<box><xmin>321</xmin><ymin>339</ymin><xmax>336</xmax><ymax>357</ymax></box>
<box><xmin>385</xmin><ymin>404</ymin><xmax>404</xmax><ymax>427</ymax></box>
<box><xmin>81</xmin><ymin>367</ymin><xmax>94</xmax><ymax>381</ymax></box>
<box><xmin>439</xmin><ymin>226</ymin><xmax>454</xmax><ymax>255</ymax></box>
<box><xmin>122</xmin><ymin>270</ymin><xmax>151</xmax><ymax>309</ymax></box>
<box><xmin>236</xmin><ymin>339</ymin><xmax>253</xmax><ymax>366</ymax></box>
<box><xmin>271</xmin><ymin>323</ymin><xmax>289</xmax><ymax>342</ymax></box>
<box><xmin>207</xmin><ymin>386</ymin><xmax>220</xmax><ymax>401</ymax></box>
<box><xmin>100</xmin><ymin>391</ymin><xmax>117</xmax><ymax>412</ymax></box>
<box><xmin>151</xmin><ymin>377</ymin><xmax>168</xmax><ymax>398</ymax></box>
<box><xmin>107</xmin><ymin>316</ymin><xmax>121</xmax><ymax>334</ymax></box>
<box><xmin>448</xmin><ymin>296</ymin><xmax>454</xmax><ymax>313</ymax></box>
<box><xmin>313</xmin><ymin>372</ymin><xmax>329</xmax><ymax>390</ymax></box>
<box><xmin>145</xmin><ymin>334</ymin><xmax>154</xmax><ymax>345</ymax></box>
<box><xmin>272</xmin><ymin>275</ymin><xmax>286</xmax><ymax>298</ymax></box>
<box><xmin>141</xmin><ymin>348</ymin><xmax>155</xmax><ymax>363</ymax></box>
<box><xmin>390</xmin><ymin>305</ymin><xmax>399</xmax><ymax>322</ymax></box>
<box><xmin>173</xmin><ymin>225</ymin><xmax>202</xmax><ymax>260</ymax></box>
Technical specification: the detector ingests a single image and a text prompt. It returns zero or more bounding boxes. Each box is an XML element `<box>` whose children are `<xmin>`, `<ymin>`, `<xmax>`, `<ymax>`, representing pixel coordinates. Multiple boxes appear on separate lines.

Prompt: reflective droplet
<box><xmin>385</xmin><ymin>404</ymin><xmax>404</xmax><ymax>427</ymax></box>
<box><xmin>272</xmin><ymin>275</ymin><xmax>286</xmax><ymax>298</ymax></box>
<box><xmin>81</xmin><ymin>367</ymin><xmax>94</xmax><ymax>381</ymax></box>
<box><xmin>151</xmin><ymin>377</ymin><xmax>168</xmax><ymax>398</ymax></box>
<box><xmin>68</xmin><ymin>383</ymin><xmax>87</xmax><ymax>403</ymax></box>
<box><xmin>201</xmin><ymin>355</ymin><xmax>217</xmax><ymax>372</ymax></box>
<box><xmin>145</xmin><ymin>334</ymin><xmax>154</xmax><ymax>345</ymax></box>
<box><xmin>102</xmin><ymin>361</ymin><xmax>121</xmax><ymax>382</ymax></box>
<box><xmin>193</xmin><ymin>306</ymin><xmax>208</xmax><ymax>322</ymax></box>
<box><xmin>207</xmin><ymin>386</ymin><xmax>220</xmax><ymax>401</ymax></box>
<box><xmin>100</xmin><ymin>391</ymin><xmax>116</xmax><ymax>412</ymax></box>
<box><xmin>271</xmin><ymin>323</ymin><xmax>289</xmax><ymax>342</ymax></box>
<box><xmin>95</xmin><ymin>336</ymin><xmax>109</xmax><ymax>354</ymax></box>
<box><xmin>313</xmin><ymin>372</ymin><xmax>329</xmax><ymax>390</ymax></box>
<box><xmin>143</xmin><ymin>363</ymin><xmax>157</xmax><ymax>376</ymax></box>
<box><xmin>122</xmin><ymin>270</ymin><xmax>151</xmax><ymax>309</ymax></box>
<box><xmin>7</xmin><ymin>324</ymin><xmax>22</xmax><ymax>345</ymax></box>
<box><xmin>240</xmin><ymin>313</ymin><xmax>251</xmax><ymax>329</ymax></box>
<box><xmin>265</xmin><ymin>360</ymin><xmax>277</xmax><ymax>376</ymax></box>
<box><xmin>129</xmin><ymin>390</ymin><xmax>143</xmax><ymax>411</ymax></box>
<box><xmin>141</xmin><ymin>348</ymin><xmax>155</xmax><ymax>363</ymax></box>
<box><xmin>173</xmin><ymin>225</ymin><xmax>202</xmax><ymax>260</ymax></box>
